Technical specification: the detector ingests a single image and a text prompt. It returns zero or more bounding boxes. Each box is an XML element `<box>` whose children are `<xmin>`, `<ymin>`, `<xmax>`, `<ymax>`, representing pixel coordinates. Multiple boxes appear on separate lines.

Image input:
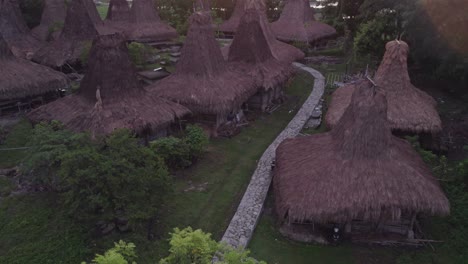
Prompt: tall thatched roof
<box><xmin>146</xmin><ymin>11</ymin><xmax>256</xmax><ymax>115</ymax></box>
<box><xmin>0</xmin><ymin>34</ymin><xmax>69</xmax><ymax>100</ymax></box>
<box><xmin>219</xmin><ymin>0</ymin><xmax>252</xmax><ymax>34</ymax></box>
<box><xmin>274</xmin><ymin>79</ymin><xmax>450</xmax><ymax>224</ymax></box>
<box><xmin>106</xmin><ymin>0</ymin><xmax>131</xmax><ymax>22</ymax></box>
<box><xmin>32</xmin><ymin>0</ymin><xmax>116</xmax><ymax>68</ymax></box>
<box><xmin>271</xmin><ymin>0</ymin><xmax>336</xmax><ymax>43</ymax></box>
<box><xmin>127</xmin><ymin>0</ymin><xmax>178</xmax><ymax>42</ymax></box>
<box><xmin>28</xmin><ymin>33</ymin><xmax>189</xmax><ymax>136</ymax></box>
<box><xmin>326</xmin><ymin>40</ymin><xmax>442</xmax><ymax>134</ymax></box>
<box><xmin>0</xmin><ymin>0</ymin><xmax>43</xmax><ymax>58</ymax></box>
<box><xmin>31</xmin><ymin>0</ymin><xmax>67</xmax><ymax>41</ymax></box>
<box><xmin>228</xmin><ymin>6</ymin><xmax>292</xmax><ymax>90</ymax></box>
<box><xmin>222</xmin><ymin>0</ymin><xmax>304</xmax><ymax>64</ymax></box>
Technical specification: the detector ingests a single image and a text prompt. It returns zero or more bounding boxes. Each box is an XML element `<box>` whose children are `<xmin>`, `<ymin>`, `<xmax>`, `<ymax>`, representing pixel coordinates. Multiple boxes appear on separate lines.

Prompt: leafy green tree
<box><xmin>83</xmin><ymin>240</ymin><xmax>137</xmax><ymax>264</ymax></box>
<box><xmin>184</xmin><ymin>125</ymin><xmax>209</xmax><ymax>158</ymax></box>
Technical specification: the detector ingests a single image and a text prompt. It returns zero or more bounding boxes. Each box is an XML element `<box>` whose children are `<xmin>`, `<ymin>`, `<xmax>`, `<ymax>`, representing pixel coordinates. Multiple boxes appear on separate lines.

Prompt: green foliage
<box><xmin>127</xmin><ymin>42</ymin><xmax>156</xmax><ymax>66</ymax></box>
<box><xmin>156</xmin><ymin>0</ymin><xmax>192</xmax><ymax>35</ymax></box>
<box><xmin>80</xmin><ymin>41</ymin><xmax>93</xmax><ymax>65</ymax></box>
<box><xmin>151</xmin><ymin>125</ymin><xmax>208</xmax><ymax>169</ymax></box>
<box><xmin>85</xmin><ymin>241</ymin><xmax>137</xmax><ymax>264</ymax></box>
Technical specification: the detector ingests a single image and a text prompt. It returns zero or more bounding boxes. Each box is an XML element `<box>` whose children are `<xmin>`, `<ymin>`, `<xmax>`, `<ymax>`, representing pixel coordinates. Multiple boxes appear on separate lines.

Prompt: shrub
<box><xmin>83</xmin><ymin>240</ymin><xmax>137</xmax><ymax>264</ymax></box>
<box><xmin>127</xmin><ymin>42</ymin><xmax>156</xmax><ymax>66</ymax></box>
<box><xmin>184</xmin><ymin>125</ymin><xmax>209</xmax><ymax>158</ymax></box>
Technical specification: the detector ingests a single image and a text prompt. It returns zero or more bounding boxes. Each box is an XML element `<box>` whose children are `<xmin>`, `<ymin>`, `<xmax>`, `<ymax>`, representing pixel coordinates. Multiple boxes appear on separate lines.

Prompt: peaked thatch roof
<box><xmin>28</xmin><ymin>33</ymin><xmax>189</xmax><ymax>136</ymax></box>
<box><xmin>274</xmin><ymin>79</ymin><xmax>450</xmax><ymax>224</ymax></box>
<box><xmin>31</xmin><ymin>0</ymin><xmax>67</xmax><ymax>41</ymax></box>
<box><xmin>326</xmin><ymin>40</ymin><xmax>442</xmax><ymax>134</ymax></box>
<box><xmin>146</xmin><ymin>11</ymin><xmax>256</xmax><ymax>115</ymax></box>
<box><xmin>222</xmin><ymin>0</ymin><xmax>304</xmax><ymax>64</ymax></box>
<box><xmin>106</xmin><ymin>0</ymin><xmax>131</xmax><ymax>22</ymax></box>
<box><xmin>0</xmin><ymin>34</ymin><xmax>69</xmax><ymax>100</ymax></box>
<box><xmin>127</xmin><ymin>0</ymin><xmax>178</xmax><ymax>42</ymax></box>
<box><xmin>219</xmin><ymin>0</ymin><xmax>252</xmax><ymax>34</ymax></box>
<box><xmin>32</xmin><ymin>0</ymin><xmax>116</xmax><ymax>68</ymax></box>
<box><xmin>0</xmin><ymin>0</ymin><xmax>44</xmax><ymax>58</ymax></box>
<box><xmin>271</xmin><ymin>0</ymin><xmax>336</xmax><ymax>43</ymax></box>
<box><xmin>228</xmin><ymin>6</ymin><xmax>292</xmax><ymax>90</ymax></box>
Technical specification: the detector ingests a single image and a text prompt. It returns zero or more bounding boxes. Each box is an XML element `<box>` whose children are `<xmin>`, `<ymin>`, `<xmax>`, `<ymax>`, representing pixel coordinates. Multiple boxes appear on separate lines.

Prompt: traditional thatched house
<box><xmin>222</xmin><ymin>0</ymin><xmax>304</xmax><ymax>64</ymax></box>
<box><xmin>326</xmin><ymin>40</ymin><xmax>442</xmax><ymax>135</ymax></box>
<box><xmin>127</xmin><ymin>0</ymin><xmax>178</xmax><ymax>42</ymax></box>
<box><xmin>31</xmin><ymin>0</ymin><xmax>67</xmax><ymax>41</ymax></box>
<box><xmin>218</xmin><ymin>0</ymin><xmax>250</xmax><ymax>36</ymax></box>
<box><xmin>0</xmin><ymin>34</ymin><xmax>69</xmax><ymax>111</ymax></box>
<box><xmin>32</xmin><ymin>0</ymin><xmax>116</xmax><ymax>68</ymax></box>
<box><xmin>146</xmin><ymin>12</ymin><xmax>256</xmax><ymax>131</ymax></box>
<box><xmin>274</xmin><ymin>79</ymin><xmax>449</xmax><ymax>243</ymax></box>
<box><xmin>28</xmin><ymin>33</ymin><xmax>189</xmax><ymax>137</ymax></box>
<box><xmin>271</xmin><ymin>0</ymin><xmax>336</xmax><ymax>44</ymax></box>
<box><xmin>227</xmin><ymin>3</ymin><xmax>293</xmax><ymax>111</ymax></box>
<box><xmin>0</xmin><ymin>0</ymin><xmax>43</xmax><ymax>58</ymax></box>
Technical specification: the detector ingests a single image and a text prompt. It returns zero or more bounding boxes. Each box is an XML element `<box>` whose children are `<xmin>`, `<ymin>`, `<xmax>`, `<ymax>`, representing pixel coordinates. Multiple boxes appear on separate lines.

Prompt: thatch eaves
<box><xmin>325</xmin><ymin>40</ymin><xmax>442</xmax><ymax>134</ymax></box>
<box><xmin>147</xmin><ymin>11</ymin><xmax>256</xmax><ymax>115</ymax></box>
<box><xmin>28</xmin><ymin>33</ymin><xmax>189</xmax><ymax>136</ymax></box>
<box><xmin>274</xmin><ymin>79</ymin><xmax>450</xmax><ymax>224</ymax></box>
<box><xmin>271</xmin><ymin>0</ymin><xmax>336</xmax><ymax>43</ymax></box>
<box><xmin>0</xmin><ymin>34</ymin><xmax>69</xmax><ymax>100</ymax></box>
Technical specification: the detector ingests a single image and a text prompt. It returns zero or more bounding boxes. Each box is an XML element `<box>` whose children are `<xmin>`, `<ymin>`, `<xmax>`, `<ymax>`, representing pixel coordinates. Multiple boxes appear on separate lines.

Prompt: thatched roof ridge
<box><xmin>0</xmin><ymin>0</ymin><xmax>44</xmax><ymax>58</ymax></box>
<box><xmin>0</xmin><ymin>34</ymin><xmax>69</xmax><ymax>100</ymax></box>
<box><xmin>274</xmin><ymin>80</ymin><xmax>450</xmax><ymax>224</ymax></box>
<box><xmin>28</xmin><ymin>33</ymin><xmax>189</xmax><ymax>136</ymax></box>
<box><xmin>326</xmin><ymin>40</ymin><xmax>442</xmax><ymax>134</ymax></box>
<box><xmin>32</xmin><ymin>0</ymin><xmax>116</xmax><ymax>68</ymax></box>
<box><xmin>106</xmin><ymin>0</ymin><xmax>131</xmax><ymax>22</ymax></box>
<box><xmin>127</xmin><ymin>0</ymin><xmax>178</xmax><ymax>42</ymax></box>
<box><xmin>31</xmin><ymin>0</ymin><xmax>67</xmax><ymax>41</ymax></box>
<box><xmin>228</xmin><ymin>7</ymin><xmax>292</xmax><ymax>90</ymax></box>
<box><xmin>271</xmin><ymin>0</ymin><xmax>336</xmax><ymax>43</ymax></box>
<box><xmin>147</xmin><ymin>12</ymin><xmax>256</xmax><ymax>115</ymax></box>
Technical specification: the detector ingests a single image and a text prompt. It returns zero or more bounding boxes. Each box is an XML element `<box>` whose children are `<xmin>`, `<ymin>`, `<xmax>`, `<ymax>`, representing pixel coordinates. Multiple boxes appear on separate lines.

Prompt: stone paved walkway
<box><xmin>220</xmin><ymin>63</ymin><xmax>325</xmax><ymax>249</ymax></box>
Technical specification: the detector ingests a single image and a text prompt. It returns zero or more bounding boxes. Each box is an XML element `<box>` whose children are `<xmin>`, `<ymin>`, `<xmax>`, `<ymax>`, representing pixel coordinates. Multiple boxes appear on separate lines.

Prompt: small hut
<box><xmin>32</xmin><ymin>0</ymin><xmax>116</xmax><ymax>68</ymax></box>
<box><xmin>0</xmin><ymin>0</ymin><xmax>43</xmax><ymax>58</ymax></box>
<box><xmin>218</xmin><ymin>0</ymin><xmax>251</xmax><ymax>36</ymax></box>
<box><xmin>127</xmin><ymin>0</ymin><xmax>178</xmax><ymax>43</ymax></box>
<box><xmin>28</xmin><ymin>33</ymin><xmax>189</xmax><ymax>137</ymax></box>
<box><xmin>271</xmin><ymin>0</ymin><xmax>336</xmax><ymax>44</ymax></box>
<box><xmin>326</xmin><ymin>40</ymin><xmax>442</xmax><ymax>135</ymax></box>
<box><xmin>274</xmin><ymin>80</ymin><xmax>449</xmax><ymax>243</ymax></box>
<box><xmin>222</xmin><ymin>0</ymin><xmax>304</xmax><ymax>64</ymax></box>
<box><xmin>146</xmin><ymin>12</ymin><xmax>256</xmax><ymax>132</ymax></box>
<box><xmin>0</xmin><ymin>34</ymin><xmax>69</xmax><ymax>111</ymax></box>
<box><xmin>228</xmin><ymin>3</ymin><xmax>293</xmax><ymax>111</ymax></box>
<box><xmin>31</xmin><ymin>0</ymin><xmax>67</xmax><ymax>41</ymax></box>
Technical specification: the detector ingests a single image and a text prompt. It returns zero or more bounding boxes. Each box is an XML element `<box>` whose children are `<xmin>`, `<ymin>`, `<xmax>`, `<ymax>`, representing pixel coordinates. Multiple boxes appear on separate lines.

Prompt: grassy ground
<box><xmin>96</xmin><ymin>4</ymin><xmax>108</xmax><ymax>19</ymax></box>
<box><xmin>0</xmin><ymin>72</ymin><xmax>315</xmax><ymax>263</ymax></box>
<box><xmin>0</xmin><ymin>119</ymin><xmax>32</xmax><ymax>168</ymax></box>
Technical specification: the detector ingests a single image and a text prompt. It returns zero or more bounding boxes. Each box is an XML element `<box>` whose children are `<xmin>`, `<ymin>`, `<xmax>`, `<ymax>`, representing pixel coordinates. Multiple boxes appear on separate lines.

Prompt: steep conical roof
<box><xmin>29</xmin><ymin>33</ymin><xmax>189</xmax><ymax>136</ymax></box>
<box><xmin>106</xmin><ymin>0</ymin><xmax>131</xmax><ymax>22</ymax></box>
<box><xmin>31</xmin><ymin>0</ymin><xmax>67</xmax><ymax>41</ymax></box>
<box><xmin>127</xmin><ymin>0</ymin><xmax>178</xmax><ymax>42</ymax></box>
<box><xmin>147</xmin><ymin>11</ymin><xmax>256</xmax><ymax>114</ymax></box>
<box><xmin>0</xmin><ymin>34</ymin><xmax>69</xmax><ymax>100</ymax></box>
<box><xmin>228</xmin><ymin>6</ymin><xmax>292</xmax><ymax>90</ymax></box>
<box><xmin>219</xmin><ymin>0</ymin><xmax>252</xmax><ymax>34</ymax></box>
<box><xmin>271</xmin><ymin>0</ymin><xmax>336</xmax><ymax>43</ymax></box>
<box><xmin>32</xmin><ymin>0</ymin><xmax>116</xmax><ymax>68</ymax></box>
<box><xmin>274</xmin><ymin>79</ymin><xmax>449</xmax><ymax>224</ymax></box>
<box><xmin>326</xmin><ymin>40</ymin><xmax>442</xmax><ymax>134</ymax></box>
<box><xmin>0</xmin><ymin>0</ymin><xmax>43</xmax><ymax>57</ymax></box>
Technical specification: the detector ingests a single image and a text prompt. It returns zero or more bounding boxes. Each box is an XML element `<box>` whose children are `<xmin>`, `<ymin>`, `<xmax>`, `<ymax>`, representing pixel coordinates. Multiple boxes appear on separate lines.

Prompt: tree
<box><xmin>83</xmin><ymin>240</ymin><xmax>137</xmax><ymax>264</ymax></box>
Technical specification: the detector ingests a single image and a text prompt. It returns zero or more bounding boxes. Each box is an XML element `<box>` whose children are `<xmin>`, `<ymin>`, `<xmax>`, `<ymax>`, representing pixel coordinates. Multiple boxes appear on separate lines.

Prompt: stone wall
<box><xmin>220</xmin><ymin>63</ymin><xmax>325</xmax><ymax>249</ymax></box>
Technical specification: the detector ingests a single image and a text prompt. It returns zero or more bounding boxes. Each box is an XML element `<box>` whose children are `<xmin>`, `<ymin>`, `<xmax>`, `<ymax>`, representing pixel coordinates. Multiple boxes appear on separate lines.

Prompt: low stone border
<box><xmin>220</xmin><ymin>63</ymin><xmax>325</xmax><ymax>249</ymax></box>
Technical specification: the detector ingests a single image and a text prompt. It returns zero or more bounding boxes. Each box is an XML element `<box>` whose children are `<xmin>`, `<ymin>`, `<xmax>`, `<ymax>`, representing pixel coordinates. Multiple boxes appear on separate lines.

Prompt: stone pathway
<box><xmin>220</xmin><ymin>63</ymin><xmax>325</xmax><ymax>249</ymax></box>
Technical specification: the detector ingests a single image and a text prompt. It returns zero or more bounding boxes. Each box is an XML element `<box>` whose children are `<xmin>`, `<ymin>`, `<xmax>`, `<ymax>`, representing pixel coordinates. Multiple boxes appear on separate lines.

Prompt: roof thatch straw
<box><xmin>127</xmin><ymin>0</ymin><xmax>178</xmax><ymax>42</ymax></box>
<box><xmin>228</xmin><ymin>6</ymin><xmax>293</xmax><ymax>90</ymax></box>
<box><xmin>274</xmin><ymin>79</ymin><xmax>450</xmax><ymax>224</ymax></box>
<box><xmin>0</xmin><ymin>0</ymin><xmax>44</xmax><ymax>58</ymax></box>
<box><xmin>326</xmin><ymin>40</ymin><xmax>442</xmax><ymax>134</ymax></box>
<box><xmin>222</xmin><ymin>0</ymin><xmax>304</xmax><ymax>64</ymax></box>
<box><xmin>271</xmin><ymin>0</ymin><xmax>336</xmax><ymax>43</ymax></box>
<box><xmin>28</xmin><ymin>33</ymin><xmax>189</xmax><ymax>136</ymax></box>
<box><xmin>0</xmin><ymin>34</ymin><xmax>69</xmax><ymax>100</ymax></box>
<box><xmin>32</xmin><ymin>0</ymin><xmax>117</xmax><ymax>68</ymax></box>
<box><xmin>146</xmin><ymin>11</ymin><xmax>256</xmax><ymax>115</ymax></box>
<box><xmin>219</xmin><ymin>0</ymin><xmax>252</xmax><ymax>34</ymax></box>
<box><xmin>106</xmin><ymin>0</ymin><xmax>131</xmax><ymax>22</ymax></box>
<box><xmin>31</xmin><ymin>0</ymin><xmax>67</xmax><ymax>41</ymax></box>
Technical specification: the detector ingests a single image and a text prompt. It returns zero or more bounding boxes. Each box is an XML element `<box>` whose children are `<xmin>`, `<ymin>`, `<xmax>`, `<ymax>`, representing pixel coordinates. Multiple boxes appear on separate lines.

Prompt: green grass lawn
<box><xmin>0</xmin><ymin>72</ymin><xmax>315</xmax><ymax>263</ymax></box>
<box><xmin>0</xmin><ymin>119</ymin><xmax>32</xmax><ymax>168</ymax></box>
